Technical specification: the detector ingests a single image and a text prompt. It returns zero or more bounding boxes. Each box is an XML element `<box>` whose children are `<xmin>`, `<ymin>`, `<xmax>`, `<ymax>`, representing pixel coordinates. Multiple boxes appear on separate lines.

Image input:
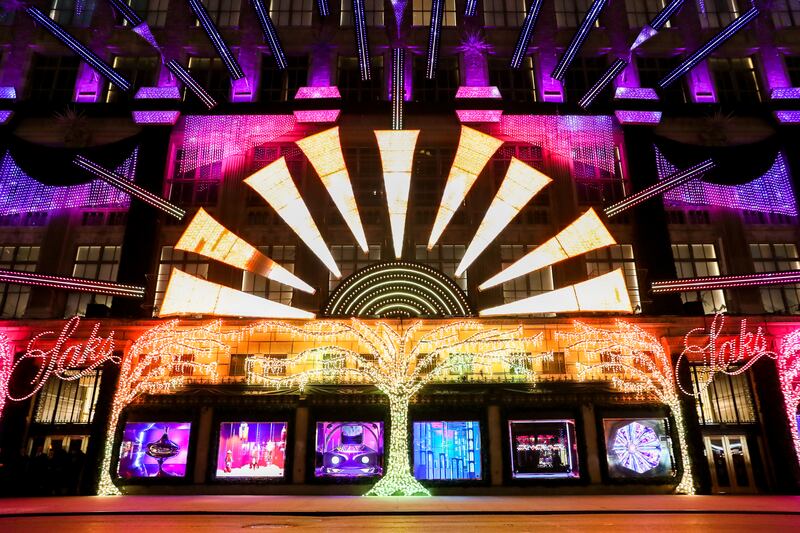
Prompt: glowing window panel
<box><xmin>296</xmin><ymin>127</ymin><xmax>368</xmax><ymax>253</ymax></box>
<box><xmin>158</xmin><ymin>268</ymin><xmax>315</xmax><ymax>318</ymax></box>
<box><xmin>456</xmin><ymin>158</ymin><xmax>552</xmax><ymax>276</ymax></box>
<box><xmin>375</xmin><ymin>130</ymin><xmax>420</xmax><ymax>258</ymax></box>
<box><xmin>509</xmin><ymin>420</ymin><xmax>580</xmax><ymax>479</ymax></box>
<box><xmin>479</xmin><ymin>208</ymin><xmax>616</xmax><ymax>291</ymax></box>
<box><xmin>413</xmin><ymin>421</ymin><xmax>481</xmax><ymax>480</ymax></box>
<box><xmin>244</xmin><ymin>157</ymin><xmax>340</xmax><ymax>277</ymax></box>
<box><xmin>293</xmin><ymin>110</ymin><xmax>341</xmax><ymax>122</ymax></box>
<box><xmin>613</xmin><ymin>110</ymin><xmax>663</xmax><ymax>125</ymax></box>
<box><xmin>295</xmin><ymin>86</ymin><xmax>342</xmax><ymax>99</ymax></box>
<box><xmin>603</xmin><ymin>418</ymin><xmax>676</xmax><ymax>479</ymax></box>
<box><xmin>455</xmin><ymin>109</ymin><xmax>503</xmax><ymax>123</ymax></box>
<box><xmin>216</xmin><ymin>422</ymin><xmax>288</xmax><ymax>478</ymax></box>
<box><xmin>134</xmin><ymin>86</ymin><xmax>182</xmax><ymax>100</ymax></box>
<box><xmin>455</xmin><ymin>86</ymin><xmax>502</xmax><ymax>99</ymax></box>
<box><xmin>117</xmin><ymin>422</ymin><xmax>192</xmax><ymax>478</ymax></box>
<box><xmin>428</xmin><ymin>126</ymin><xmax>504</xmax><ymax>249</ymax></box>
<box><xmin>131</xmin><ymin>110</ymin><xmax>181</xmax><ymax>125</ymax></box>
<box><xmin>479</xmin><ymin>269</ymin><xmax>632</xmax><ymax>316</ymax></box>
<box><xmin>315</xmin><ymin>421</ymin><xmax>384</xmax><ymax>478</ymax></box>
<box><xmin>614</xmin><ymin>87</ymin><xmax>659</xmax><ymax>101</ymax></box>
<box><xmin>175</xmin><ymin>208</ymin><xmax>314</xmax><ymax>294</ymax></box>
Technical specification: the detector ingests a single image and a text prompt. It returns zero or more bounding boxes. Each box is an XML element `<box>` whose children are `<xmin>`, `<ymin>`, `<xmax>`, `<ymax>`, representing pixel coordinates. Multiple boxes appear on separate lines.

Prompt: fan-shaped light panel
<box><xmin>455</xmin><ymin>158</ymin><xmax>552</xmax><ymax>276</ymax></box>
<box><xmin>175</xmin><ymin>208</ymin><xmax>315</xmax><ymax>294</ymax></box>
<box><xmin>244</xmin><ymin>157</ymin><xmax>341</xmax><ymax>278</ymax></box>
<box><xmin>296</xmin><ymin>127</ymin><xmax>368</xmax><ymax>253</ymax></box>
<box><xmin>479</xmin><ymin>208</ymin><xmax>615</xmax><ymax>291</ymax></box>
<box><xmin>375</xmin><ymin>130</ymin><xmax>420</xmax><ymax>258</ymax></box>
<box><xmin>479</xmin><ymin>269</ymin><xmax>632</xmax><ymax>316</ymax></box>
<box><xmin>428</xmin><ymin>126</ymin><xmax>504</xmax><ymax>249</ymax></box>
<box><xmin>158</xmin><ymin>269</ymin><xmax>314</xmax><ymax>319</ymax></box>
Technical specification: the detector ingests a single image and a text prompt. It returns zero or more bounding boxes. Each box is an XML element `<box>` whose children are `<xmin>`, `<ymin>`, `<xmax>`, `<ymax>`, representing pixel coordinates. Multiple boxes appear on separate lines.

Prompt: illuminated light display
<box><xmin>456</xmin><ymin>158</ymin><xmax>552</xmax><ymax>276</ymax></box>
<box><xmin>175</xmin><ymin>208</ymin><xmax>314</xmax><ymax>294</ymax></box>
<box><xmin>579</xmin><ymin>58</ymin><xmax>628</xmax><ymax>109</ymax></box>
<box><xmin>117</xmin><ymin>422</ymin><xmax>192</xmax><ymax>478</ymax></box>
<box><xmin>189</xmin><ymin>0</ymin><xmax>245</xmax><ymax>80</ymax></box>
<box><xmin>604</xmin><ymin>158</ymin><xmax>715</xmax><ymax>218</ymax></box>
<box><xmin>613</xmin><ymin>110</ymin><xmax>663</xmax><ymax>125</ymax></box>
<box><xmin>509</xmin><ymin>420</ymin><xmax>579</xmax><ymax>479</ymax></box>
<box><xmin>510</xmin><ymin>0</ymin><xmax>544</xmax><ymax>69</ymax></box>
<box><xmin>479</xmin><ymin>208</ymin><xmax>616</xmax><ymax>291</ymax></box>
<box><xmin>0</xmin><ymin>333</ymin><xmax>12</xmax><ymax>420</ymax></box>
<box><xmin>464</xmin><ymin>0</ymin><xmax>477</xmax><ymax>16</ymax></box>
<box><xmin>131</xmin><ymin>110</ymin><xmax>181</xmax><ymax>125</ymax></box>
<box><xmin>391</xmin><ymin>48</ymin><xmax>405</xmax><ymax>130</ymax></box>
<box><xmin>614</xmin><ymin>87</ymin><xmax>659</xmax><ymax>101</ymax></box>
<box><xmin>315</xmin><ymin>422</ymin><xmax>384</xmax><ymax>477</ymax></box>
<box><xmin>771</xmin><ymin>88</ymin><xmax>800</xmax><ymax>100</ymax></box>
<box><xmin>375</xmin><ymin>130</ymin><xmax>420</xmax><ymax>258</ymax></box>
<box><xmin>324</xmin><ymin>261</ymin><xmax>472</xmax><ymax>317</ymax></box>
<box><xmin>134</xmin><ymin>87</ymin><xmax>182</xmax><ymax>100</ymax></box>
<box><xmin>158</xmin><ymin>269</ymin><xmax>315</xmax><ymax>319</ymax></box>
<box><xmin>166</xmin><ymin>60</ymin><xmax>218</xmax><ymax>110</ymax></box>
<box><xmin>293</xmin><ymin>109</ymin><xmax>341</xmax><ymax>123</ymax></box>
<box><xmin>296</xmin><ymin>127</ymin><xmax>368</xmax><ymax>253</ymax></box>
<box><xmin>480</xmin><ymin>269</ymin><xmax>632</xmax><ymax>316</ymax></box>
<box><xmin>455</xmin><ymin>109</ymin><xmax>503</xmax><ymax>123</ymax></box>
<box><xmin>73</xmin><ymin>155</ymin><xmax>185</xmax><ymax>220</ymax></box>
<box><xmin>551</xmin><ymin>0</ymin><xmax>608</xmax><ymax>81</ymax></box>
<box><xmin>316</xmin><ymin>0</ymin><xmax>331</xmax><ymax>16</ymax></box>
<box><xmin>0</xmin><ymin>87</ymin><xmax>16</xmax><ymax>100</ymax></box>
<box><xmin>353</xmin><ymin>0</ymin><xmax>372</xmax><ymax>80</ymax></box>
<box><xmin>559</xmin><ymin>321</ymin><xmax>694</xmax><ymax>493</ymax></box>
<box><xmin>390</xmin><ymin>0</ymin><xmax>409</xmax><ymax>32</ymax></box>
<box><xmin>244</xmin><ymin>157</ymin><xmax>340</xmax><ymax>277</ymax></box>
<box><xmin>250</xmin><ymin>0</ymin><xmax>287</xmax><ymax>70</ymax></box>
<box><xmin>25</xmin><ymin>7</ymin><xmax>132</xmax><ymax>92</ymax></box>
<box><xmin>426</xmin><ymin>0</ymin><xmax>445</xmax><ymax>79</ymax></box>
<box><xmin>631</xmin><ymin>0</ymin><xmax>685</xmax><ymax>49</ymax></box>
<box><xmin>774</xmin><ymin>110</ymin><xmax>800</xmax><ymax>124</ymax></box>
<box><xmin>605</xmin><ymin>419</ymin><xmax>675</xmax><ymax>477</ymax></box>
<box><xmin>455</xmin><ymin>86</ymin><xmax>502</xmax><ymax>99</ymax></box>
<box><xmin>428</xmin><ymin>126</ymin><xmax>504</xmax><ymax>249</ymax></box>
<box><xmin>413</xmin><ymin>421</ymin><xmax>481</xmax><ymax>480</ymax></box>
<box><xmin>0</xmin><ymin>111</ymin><xmax>13</xmax><ymax>124</ymax></box>
<box><xmin>778</xmin><ymin>330</ymin><xmax>800</xmax><ymax>467</ymax></box>
<box><xmin>216</xmin><ymin>422</ymin><xmax>288</xmax><ymax>478</ymax></box>
<box><xmin>295</xmin><ymin>86</ymin><xmax>342</xmax><ymax>99</ymax></box>
<box><xmin>0</xmin><ymin>269</ymin><xmax>145</xmax><ymax>298</ymax></box>
<box><xmin>656</xmin><ymin>148</ymin><xmax>797</xmax><ymax>216</ymax></box>
<box><xmin>658</xmin><ymin>7</ymin><xmax>759</xmax><ymax>88</ymax></box>
<box><xmin>652</xmin><ymin>270</ymin><xmax>800</xmax><ymax>293</ymax></box>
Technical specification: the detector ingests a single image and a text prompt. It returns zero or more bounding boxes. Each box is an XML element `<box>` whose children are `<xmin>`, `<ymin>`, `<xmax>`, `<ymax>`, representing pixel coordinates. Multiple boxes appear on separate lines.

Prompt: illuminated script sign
<box><xmin>676</xmin><ymin>313</ymin><xmax>777</xmax><ymax>396</ymax></box>
<box><xmin>7</xmin><ymin>316</ymin><xmax>119</xmax><ymax>401</ymax></box>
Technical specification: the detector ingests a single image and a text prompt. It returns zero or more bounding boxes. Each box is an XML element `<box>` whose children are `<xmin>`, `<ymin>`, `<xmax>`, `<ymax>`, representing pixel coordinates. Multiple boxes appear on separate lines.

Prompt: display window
<box><xmin>602</xmin><ymin>418</ymin><xmax>676</xmax><ymax>479</ymax></box>
<box><xmin>412</xmin><ymin>420</ymin><xmax>481</xmax><ymax>480</ymax></box>
<box><xmin>508</xmin><ymin>419</ymin><xmax>580</xmax><ymax>479</ymax></box>
<box><xmin>117</xmin><ymin>422</ymin><xmax>192</xmax><ymax>478</ymax></box>
<box><xmin>314</xmin><ymin>421</ymin><xmax>384</xmax><ymax>478</ymax></box>
<box><xmin>215</xmin><ymin>422</ymin><xmax>288</xmax><ymax>478</ymax></box>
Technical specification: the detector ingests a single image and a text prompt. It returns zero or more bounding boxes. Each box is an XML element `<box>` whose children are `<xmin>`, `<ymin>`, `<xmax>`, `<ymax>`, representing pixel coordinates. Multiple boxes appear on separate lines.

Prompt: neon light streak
<box><xmin>244</xmin><ymin>157</ymin><xmax>341</xmax><ymax>278</ymax></box>
<box><xmin>293</xmin><ymin>109</ymin><xmax>341</xmax><ymax>122</ymax></box>
<box><xmin>614</xmin><ymin>87</ymin><xmax>659</xmax><ymax>100</ymax></box>
<box><xmin>578</xmin><ymin>58</ymin><xmax>628</xmax><ymax>109</ymax></box>
<box><xmin>455</xmin><ymin>110</ymin><xmax>503</xmax><ymax>123</ymax></box>
<box><xmin>465</xmin><ymin>0</ymin><xmax>477</xmax><ymax>16</ymax></box>
<box><xmin>455</xmin><ymin>86</ymin><xmax>502</xmax><ymax>99</ymax></box>
<box><xmin>250</xmin><ymin>0</ymin><xmax>287</xmax><ymax>70</ymax></box>
<box><xmin>392</xmin><ymin>48</ymin><xmax>405</xmax><ymax>130</ymax></box>
<box><xmin>631</xmin><ymin>0</ymin><xmax>685</xmax><ymax>49</ymax></box>
<box><xmin>604</xmin><ymin>159</ymin><xmax>716</xmax><ymax>218</ymax></box>
<box><xmin>652</xmin><ymin>270</ymin><xmax>800</xmax><ymax>293</ymax></box>
<box><xmin>426</xmin><ymin>0</ymin><xmax>444</xmax><ymax>79</ymax></box>
<box><xmin>375</xmin><ymin>130</ymin><xmax>420</xmax><ymax>258</ymax></box>
<box><xmin>107</xmin><ymin>0</ymin><xmax>144</xmax><ymax>25</ymax></box>
<box><xmin>189</xmin><ymin>0</ymin><xmax>244</xmax><ymax>80</ymax></box>
<box><xmin>0</xmin><ymin>269</ymin><xmax>144</xmax><ymax>298</ymax></box>
<box><xmin>317</xmin><ymin>0</ymin><xmax>330</xmax><ymax>17</ymax></box>
<box><xmin>131</xmin><ymin>110</ymin><xmax>182</xmax><ymax>125</ymax></box>
<box><xmin>25</xmin><ymin>7</ymin><xmax>132</xmax><ymax>92</ymax></box>
<box><xmin>295</xmin><ymin>86</ymin><xmax>341</xmax><ymax>99</ymax></box>
<box><xmin>158</xmin><ymin>269</ymin><xmax>315</xmax><ymax>319</ymax></box>
<box><xmin>480</xmin><ymin>269</ymin><xmax>632</xmax><ymax>315</ymax></box>
<box><xmin>134</xmin><ymin>87</ymin><xmax>182</xmax><ymax>99</ymax></box>
<box><xmin>658</xmin><ymin>7</ymin><xmax>759</xmax><ymax>88</ymax></box>
<box><xmin>551</xmin><ymin>0</ymin><xmax>608</xmax><ymax>81</ymax></box>
<box><xmin>73</xmin><ymin>155</ymin><xmax>185</xmax><ymax>220</ymax></box>
<box><xmin>510</xmin><ymin>0</ymin><xmax>544</xmax><ymax>69</ymax></box>
<box><xmin>428</xmin><ymin>126</ymin><xmax>504</xmax><ymax>249</ymax></box>
<box><xmin>353</xmin><ymin>0</ymin><xmax>371</xmax><ymax>80</ymax></box>
<box><xmin>166</xmin><ymin>60</ymin><xmax>218</xmax><ymax>109</ymax></box>
<box><xmin>456</xmin><ymin>158</ymin><xmax>552</xmax><ymax>276</ymax></box>
<box><xmin>296</xmin><ymin>127</ymin><xmax>369</xmax><ymax>253</ymax></box>
<box><xmin>479</xmin><ymin>208</ymin><xmax>616</xmax><ymax>291</ymax></box>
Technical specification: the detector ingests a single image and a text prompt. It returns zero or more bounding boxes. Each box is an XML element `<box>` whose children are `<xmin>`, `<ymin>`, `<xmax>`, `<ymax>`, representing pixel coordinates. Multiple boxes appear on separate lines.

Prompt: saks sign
<box><xmin>6</xmin><ymin>316</ymin><xmax>119</xmax><ymax>401</ymax></box>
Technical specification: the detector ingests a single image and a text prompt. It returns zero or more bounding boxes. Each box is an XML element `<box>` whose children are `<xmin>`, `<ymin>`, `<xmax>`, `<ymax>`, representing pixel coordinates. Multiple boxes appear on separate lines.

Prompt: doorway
<box><xmin>703</xmin><ymin>435</ymin><xmax>756</xmax><ymax>493</ymax></box>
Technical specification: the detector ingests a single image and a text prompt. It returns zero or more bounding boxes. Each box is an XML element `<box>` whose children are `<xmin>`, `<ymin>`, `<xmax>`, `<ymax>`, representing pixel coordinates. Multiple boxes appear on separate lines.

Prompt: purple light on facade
<box><xmin>775</xmin><ymin>111</ymin><xmax>800</xmax><ymax>123</ymax></box>
<box><xmin>455</xmin><ymin>109</ymin><xmax>503</xmax><ymax>123</ymax></box>
<box><xmin>134</xmin><ymin>87</ymin><xmax>182</xmax><ymax>100</ymax></box>
<box><xmin>0</xmin><ymin>148</ymin><xmax>137</xmax><ymax>215</ymax></box>
<box><xmin>455</xmin><ymin>86</ymin><xmax>502</xmax><ymax>99</ymax></box>
<box><xmin>656</xmin><ymin>147</ymin><xmax>797</xmax><ymax>216</ymax></box>
<box><xmin>0</xmin><ymin>111</ymin><xmax>12</xmax><ymax>124</ymax></box>
<box><xmin>131</xmin><ymin>22</ymin><xmax>161</xmax><ymax>51</ymax></box>
<box><xmin>771</xmin><ymin>88</ymin><xmax>800</xmax><ymax>100</ymax></box>
<box><xmin>614</xmin><ymin>87</ymin><xmax>659</xmax><ymax>101</ymax></box>
<box><xmin>132</xmin><ymin>110</ymin><xmax>181</xmax><ymax>125</ymax></box>
<box><xmin>614</xmin><ymin>110</ymin><xmax>663</xmax><ymax>125</ymax></box>
<box><xmin>652</xmin><ymin>270</ymin><xmax>800</xmax><ymax>292</ymax></box>
<box><xmin>293</xmin><ymin>110</ymin><xmax>341</xmax><ymax>123</ymax></box>
<box><xmin>391</xmin><ymin>0</ymin><xmax>409</xmax><ymax>32</ymax></box>
<box><xmin>295</xmin><ymin>86</ymin><xmax>341</xmax><ymax>99</ymax></box>
<box><xmin>0</xmin><ymin>87</ymin><xmax>16</xmax><ymax>100</ymax></box>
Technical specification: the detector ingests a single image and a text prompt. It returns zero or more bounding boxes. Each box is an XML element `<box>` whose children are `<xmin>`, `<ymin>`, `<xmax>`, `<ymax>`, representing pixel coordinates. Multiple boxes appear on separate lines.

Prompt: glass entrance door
<box><xmin>703</xmin><ymin>435</ymin><xmax>756</xmax><ymax>493</ymax></box>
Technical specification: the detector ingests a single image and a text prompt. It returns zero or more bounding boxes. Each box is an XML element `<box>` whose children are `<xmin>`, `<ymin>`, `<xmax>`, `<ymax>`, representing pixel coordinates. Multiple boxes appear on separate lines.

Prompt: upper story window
<box><xmin>772</xmin><ymin>0</ymin><xmax>800</xmax><ymax>28</ymax></box>
<box><xmin>483</xmin><ymin>0</ymin><xmax>527</xmax><ymax>26</ymax></box>
<box><xmin>0</xmin><ymin>9</ymin><xmax>15</xmax><ymax>24</ymax></box>
<box><xmin>0</xmin><ymin>246</ymin><xmax>39</xmax><ymax>319</ymax></box>
<box><xmin>413</xmin><ymin>55</ymin><xmax>459</xmax><ymax>102</ymax></box>
<box><xmin>489</xmin><ymin>57</ymin><xmax>536</xmax><ymax>102</ymax></box>
<box><xmin>343</xmin><ymin>147</ymin><xmax>383</xmax><ymax>210</ymax></box>
<box><xmin>260</xmin><ymin>55</ymin><xmax>308</xmax><ymax>101</ymax></box>
<box><xmin>416</xmin><ymin>245</ymin><xmax>466</xmax><ymax>291</ymax></box>
<box><xmin>64</xmin><ymin>245</ymin><xmax>121</xmax><ymax>317</ymax></box>
<box><xmin>125</xmin><ymin>0</ymin><xmax>169</xmax><ymax>27</ymax></box>
<box><xmin>786</xmin><ymin>56</ymin><xmax>800</xmax><ymax>87</ymax></box>
<box><xmin>624</xmin><ymin>0</ymin><xmax>671</xmax><ymax>29</ymax></box>
<box><xmin>671</xmin><ymin>243</ymin><xmax>727</xmax><ymax>314</ymax></box>
<box><xmin>154</xmin><ymin>246</ymin><xmax>209</xmax><ymax>313</ymax></box>
<box><xmin>186</xmin><ymin>56</ymin><xmax>229</xmax><ymax>102</ymax></box>
<box><xmin>340</xmin><ymin>0</ymin><xmax>384</xmax><ymax>25</ymax></box>
<box><xmin>34</xmin><ymin>369</ymin><xmax>102</xmax><ymax>424</ymax></box>
<box><xmin>699</xmin><ymin>0</ymin><xmax>740</xmax><ymax>29</ymax></box>
<box><xmin>243</xmin><ymin>245</ymin><xmax>296</xmax><ymax>305</ymax></box>
<box><xmin>500</xmin><ymin>244</ymin><xmax>554</xmax><ymax>307</ymax></box>
<box><xmin>636</xmin><ymin>56</ymin><xmax>687</xmax><ymax>104</ymax></box>
<box><xmin>412</xmin><ymin>0</ymin><xmax>456</xmax><ymax>26</ymax></box>
<box><xmin>27</xmin><ymin>55</ymin><xmax>79</xmax><ymax>104</ymax></box>
<box><xmin>337</xmin><ymin>56</ymin><xmax>384</xmax><ymax>102</ymax></box>
<box><xmin>690</xmin><ymin>366</ymin><xmax>756</xmax><ymax>425</ymax></box>
<box><xmin>413</xmin><ymin>147</ymin><xmax>454</xmax><ymax>209</ymax></box>
<box><xmin>168</xmin><ymin>149</ymin><xmax>222</xmax><ymax>206</ymax></box>
<box><xmin>329</xmin><ymin>244</ymin><xmax>381</xmax><ymax>293</ymax></box>
<box><xmin>564</xmin><ymin>56</ymin><xmax>607</xmax><ymax>104</ymax></box>
<box><xmin>709</xmin><ymin>57</ymin><xmax>761</xmax><ymax>104</ymax></box>
<box><xmin>555</xmin><ymin>0</ymin><xmax>600</xmax><ymax>28</ymax></box>
<box><xmin>586</xmin><ymin>244</ymin><xmax>641</xmax><ymax>313</ymax></box>
<box><xmin>271</xmin><ymin>0</ymin><xmax>313</xmax><ymax>25</ymax></box>
<box><xmin>198</xmin><ymin>0</ymin><xmax>241</xmax><ymax>26</ymax></box>
<box><xmin>750</xmin><ymin>243</ymin><xmax>800</xmax><ymax>314</ymax></box>
<box><xmin>105</xmin><ymin>56</ymin><xmax>159</xmax><ymax>103</ymax></box>
<box><xmin>491</xmin><ymin>145</ymin><xmax>548</xmax><ymax>209</ymax></box>
<box><xmin>50</xmin><ymin>0</ymin><xmax>95</xmax><ymax>26</ymax></box>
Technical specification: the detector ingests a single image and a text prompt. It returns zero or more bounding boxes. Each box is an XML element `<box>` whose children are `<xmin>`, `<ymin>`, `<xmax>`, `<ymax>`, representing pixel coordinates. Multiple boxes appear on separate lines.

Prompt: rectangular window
<box><xmin>260</xmin><ymin>55</ymin><xmax>308</xmax><ymax>101</ymax></box>
<box><xmin>690</xmin><ymin>366</ymin><xmax>756</xmax><ymax>425</ymax></box>
<box><xmin>636</xmin><ymin>56</ymin><xmax>687</xmax><ymax>104</ymax></box>
<box><xmin>154</xmin><ymin>245</ymin><xmax>209</xmax><ymax>313</ymax></box>
<box><xmin>413</xmin><ymin>421</ymin><xmax>481</xmax><ymax>480</ymax></box>
<box><xmin>105</xmin><ymin>56</ymin><xmax>159</xmax><ymax>103</ymax></box>
<box><xmin>750</xmin><ymin>243</ymin><xmax>800</xmax><ymax>314</ymax></box>
<box><xmin>509</xmin><ymin>420</ymin><xmax>580</xmax><ymax>479</ymax></box>
<box><xmin>329</xmin><ymin>244</ymin><xmax>381</xmax><ymax>293</ymax></box>
<box><xmin>242</xmin><ymin>245</ymin><xmax>295</xmax><ymax>305</ymax></box>
<box><xmin>270</xmin><ymin>0</ymin><xmax>313</xmax><ymax>26</ymax></box>
<box><xmin>709</xmin><ymin>57</ymin><xmax>761</xmax><ymax>104</ymax></box>
<box><xmin>412</xmin><ymin>0</ymin><xmax>457</xmax><ymax>26</ymax></box>
<box><xmin>34</xmin><ymin>369</ymin><xmax>102</xmax><ymax>424</ymax></box>
<box><xmin>772</xmin><ymin>0</ymin><xmax>800</xmax><ymax>28</ymax></box>
<box><xmin>699</xmin><ymin>0</ymin><xmax>740</xmax><ymax>29</ymax></box>
<box><xmin>49</xmin><ymin>0</ymin><xmax>95</xmax><ymax>26</ymax></box>
<box><xmin>337</xmin><ymin>55</ymin><xmax>384</xmax><ymax>102</ymax></box>
<box><xmin>416</xmin><ymin>244</ymin><xmax>467</xmax><ymax>292</ymax></box>
<box><xmin>197</xmin><ymin>0</ymin><xmax>241</xmax><ymax>26</ymax></box>
<box><xmin>489</xmin><ymin>57</ymin><xmax>536</xmax><ymax>102</ymax></box>
<box><xmin>585</xmin><ymin>244</ymin><xmax>641</xmax><ymax>313</ymax></box>
<box><xmin>491</xmin><ymin>144</ymin><xmax>549</xmax><ymax>217</ymax></box>
<box><xmin>555</xmin><ymin>0</ymin><xmax>600</xmax><ymax>28</ymax></box>
<box><xmin>563</xmin><ymin>56</ymin><xmax>608</xmax><ymax>104</ymax></box>
<box><xmin>168</xmin><ymin>148</ymin><xmax>222</xmax><ymax>206</ymax></box>
<box><xmin>542</xmin><ymin>352</ymin><xmax>566</xmax><ymax>374</ymax></box>
<box><xmin>64</xmin><ymin>245</ymin><xmax>122</xmax><ymax>317</ymax></box>
<box><xmin>786</xmin><ymin>56</ymin><xmax>800</xmax><ymax>87</ymax></box>
<box><xmin>671</xmin><ymin>243</ymin><xmax>727</xmax><ymax>314</ymax></box>
<box><xmin>413</xmin><ymin>55</ymin><xmax>459</xmax><ymax>102</ymax></box>
<box><xmin>340</xmin><ymin>0</ymin><xmax>384</xmax><ymax>25</ymax></box>
<box><xmin>343</xmin><ymin>147</ymin><xmax>383</xmax><ymax>210</ymax></box>
<box><xmin>0</xmin><ymin>246</ymin><xmax>39</xmax><ymax>318</ymax></box>
<box><xmin>500</xmin><ymin>244</ymin><xmax>553</xmax><ymax>307</ymax></box>
<box><xmin>27</xmin><ymin>55</ymin><xmax>80</xmax><ymax>104</ymax></box>
<box><xmin>483</xmin><ymin>0</ymin><xmax>527</xmax><ymax>26</ymax></box>
<box><xmin>0</xmin><ymin>9</ymin><xmax>15</xmax><ymax>24</ymax></box>
<box><xmin>228</xmin><ymin>353</ymin><xmax>248</xmax><ymax>377</ymax></box>
<box><xmin>186</xmin><ymin>56</ymin><xmax>229</xmax><ymax>102</ymax></box>
<box><xmin>125</xmin><ymin>0</ymin><xmax>169</xmax><ymax>27</ymax></box>
<box><xmin>624</xmin><ymin>0</ymin><xmax>671</xmax><ymax>28</ymax></box>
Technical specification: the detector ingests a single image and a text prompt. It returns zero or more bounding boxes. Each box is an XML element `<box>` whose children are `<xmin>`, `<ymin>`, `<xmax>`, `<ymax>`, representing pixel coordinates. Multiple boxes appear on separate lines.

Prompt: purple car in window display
<box><xmin>315</xmin><ymin>421</ymin><xmax>384</xmax><ymax>477</ymax></box>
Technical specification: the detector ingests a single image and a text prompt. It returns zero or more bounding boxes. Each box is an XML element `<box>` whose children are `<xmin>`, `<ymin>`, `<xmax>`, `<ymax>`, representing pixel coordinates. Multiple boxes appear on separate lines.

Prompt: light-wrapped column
<box><xmin>375</xmin><ymin>130</ymin><xmax>420</xmax><ymax>258</ymax></box>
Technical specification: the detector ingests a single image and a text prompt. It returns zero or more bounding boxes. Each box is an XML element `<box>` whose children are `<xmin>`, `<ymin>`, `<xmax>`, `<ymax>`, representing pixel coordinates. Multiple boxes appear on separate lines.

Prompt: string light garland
<box><xmin>375</xmin><ymin>130</ymin><xmax>420</xmax><ymax>258</ymax></box>
<box><xmin>653</xmin><ymin>270</ymin><xmax>800</xmax><ymax>293</ymax></box>
<box><xmin>0</xmin><ymin>269</ymin><xmax>145</xmax><ymax>298</ymax></box>
<box><xmin>558</xmin><ymin>321</ymin><xmax>695</xmax><ymax>494</ymax></box>
<box><xmin>778</xmin><ymin>330</ymin><xmax>800</xmax><ymax>467</ymax></box>
<box><xmin>0</xmin><ymin>332</ymin><xmax>14</xmax><ymax>421</ymax></box>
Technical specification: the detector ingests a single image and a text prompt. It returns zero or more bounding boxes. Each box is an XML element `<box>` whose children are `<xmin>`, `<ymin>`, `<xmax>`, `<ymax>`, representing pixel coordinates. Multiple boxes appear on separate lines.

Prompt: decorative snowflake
<box><xmin>612</xmin><ymin>421</ymin><xmax>663</xmax><ymax>474</ymax></box>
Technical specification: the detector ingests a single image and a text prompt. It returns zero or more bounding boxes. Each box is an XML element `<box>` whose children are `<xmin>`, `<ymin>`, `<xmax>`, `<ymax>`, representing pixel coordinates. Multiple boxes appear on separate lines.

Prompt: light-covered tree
<box><xmin>779</xmin><ymin>330</ymin><xmax>800</xmax><ymax>467</ymax></box>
